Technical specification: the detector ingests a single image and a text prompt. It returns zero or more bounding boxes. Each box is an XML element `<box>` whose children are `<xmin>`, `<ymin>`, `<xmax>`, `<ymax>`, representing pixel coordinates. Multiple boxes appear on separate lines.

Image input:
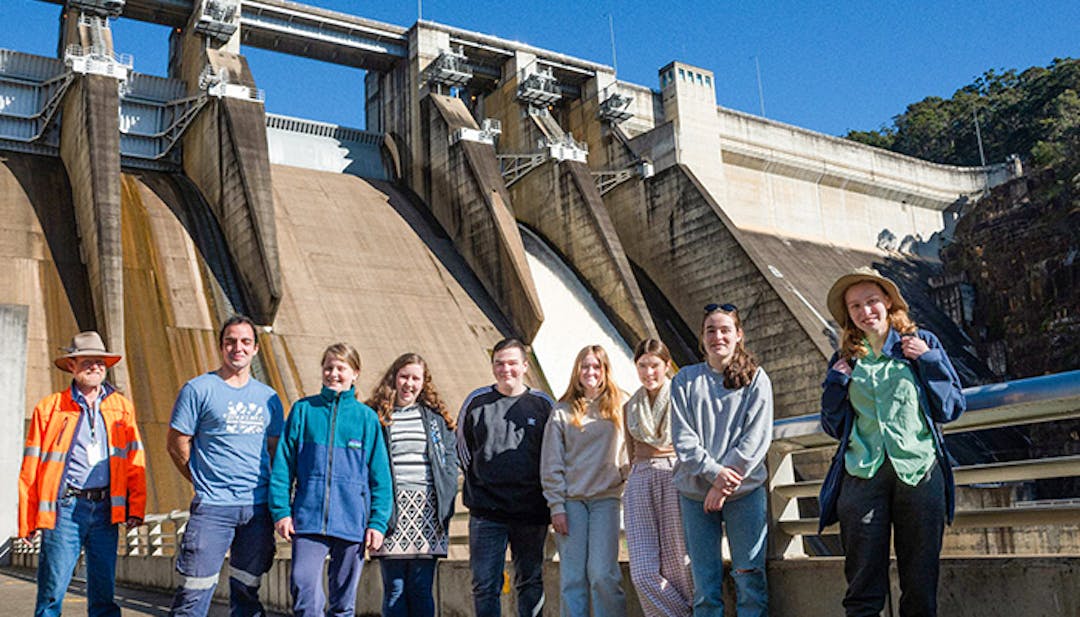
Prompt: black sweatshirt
<box><xmin>456</xmin><ymin>386</ymin><xmax>554</xmax><ymax>525</ymax></box>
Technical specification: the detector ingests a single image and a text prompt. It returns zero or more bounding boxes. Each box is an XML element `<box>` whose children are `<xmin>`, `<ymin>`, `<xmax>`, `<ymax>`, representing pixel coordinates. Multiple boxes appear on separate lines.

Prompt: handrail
<box><xmin>773</xmin><ymin>454</ymin><xmax>1080</xmax><ymax>499</ymax></box>
<box><xmin>772</xmin><ymin>370</ymin><xmax>1080</xmax><ymax>447</ymax></box>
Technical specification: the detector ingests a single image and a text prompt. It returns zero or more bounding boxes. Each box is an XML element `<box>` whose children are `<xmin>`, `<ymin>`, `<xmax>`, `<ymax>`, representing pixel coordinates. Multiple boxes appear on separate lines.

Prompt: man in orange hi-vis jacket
<box><xmin>18</xmin><ymin>331</ymin><xmax>146</xmax><ymax>617</ymax></box>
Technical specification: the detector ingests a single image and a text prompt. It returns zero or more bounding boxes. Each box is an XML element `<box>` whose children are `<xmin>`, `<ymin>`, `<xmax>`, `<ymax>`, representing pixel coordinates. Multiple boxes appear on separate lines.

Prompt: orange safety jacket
<box><xmin>18</xmin><ymin>385</ymin><xmax>147</xmax><ymax>537</ymax></box>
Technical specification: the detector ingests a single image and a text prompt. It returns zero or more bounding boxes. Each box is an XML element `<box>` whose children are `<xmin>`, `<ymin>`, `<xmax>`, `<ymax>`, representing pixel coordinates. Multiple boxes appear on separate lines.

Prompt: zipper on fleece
<box><xmin>322</xmin><ymin>394</ymin><xmax>340</xmax><ymax>534</ymax></box>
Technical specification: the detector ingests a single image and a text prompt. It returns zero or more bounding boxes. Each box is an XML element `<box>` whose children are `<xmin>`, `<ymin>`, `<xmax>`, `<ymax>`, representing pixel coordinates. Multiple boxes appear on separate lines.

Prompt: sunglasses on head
<box><xmin>704</xmin><ymin>303</ymin><xmax>737</xmax><ymax>313</ymax></box>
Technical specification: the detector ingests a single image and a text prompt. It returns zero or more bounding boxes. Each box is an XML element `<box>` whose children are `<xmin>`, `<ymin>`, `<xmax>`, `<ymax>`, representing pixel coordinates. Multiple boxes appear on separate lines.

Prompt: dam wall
<box><xmin>1</xmin><ymin>151</ymin><xmax>512</xmax><ymax>512</ymax></box>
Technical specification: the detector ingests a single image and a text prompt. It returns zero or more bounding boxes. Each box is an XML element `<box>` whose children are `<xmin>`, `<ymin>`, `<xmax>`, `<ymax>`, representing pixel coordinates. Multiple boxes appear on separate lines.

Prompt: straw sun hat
<box><xmin>826</xmin><ymin>267</ymin><xmax>909</xmax><ymax>326</ymax></box>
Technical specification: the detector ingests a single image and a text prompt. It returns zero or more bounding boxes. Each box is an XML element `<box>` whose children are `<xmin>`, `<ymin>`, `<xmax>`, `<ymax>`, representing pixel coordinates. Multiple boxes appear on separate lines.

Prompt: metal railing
<box><xmin>768</xmin><ymin>370</ymin><xmax>1080</xmax><ymax>557</ymax></box>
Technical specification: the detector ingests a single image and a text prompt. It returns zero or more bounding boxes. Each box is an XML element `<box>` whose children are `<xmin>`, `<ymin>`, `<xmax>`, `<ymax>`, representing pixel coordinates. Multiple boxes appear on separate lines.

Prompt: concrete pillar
<box><xmin>57</xmin><ymin>9</ymin><xmax>129</xmax><ymax>390</ymax></box>
<box><xmin>482</xmin><ymin>59</ymin><xmax>659</xmax><ymax>346</ymax></box>
<box><xmin>423</xmin><ymin>94</ymin><xmax>544</xmax><ymax>340</ymax></box>
<box><xmin>565</xmin><ymin>69</ymin><xmax>620</xmax><ymax>170</ymax></box>
<box><xmin>0</xmin><ymin>304</ymin><xmax>29</xmax><ymax>566</ymax></box>
<box><xmin>408</xmin><ymin>24</ymin><xmax>452</xmax><ymax>191</ymax></box>
<box><xmin>170</xmin><ymin>0</ymin><xmax>282</xmax><ymax>325</ymax></box>
<box><xmin>658</xmin><ymin>62</ymin><xmax>726</xmax><ymax>203</ymax></box>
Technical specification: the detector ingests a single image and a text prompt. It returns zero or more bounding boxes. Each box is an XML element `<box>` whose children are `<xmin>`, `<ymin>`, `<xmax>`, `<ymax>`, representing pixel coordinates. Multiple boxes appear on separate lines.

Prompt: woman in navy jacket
<box><xmin>367</xmin><ymin>353</ymin><xmax>459</xmax><ymax>617</ymax></box>
<box><xmin>819</xmin><ymin>268</ymin><xmax>965</xmax><ymax>617</ymax></box>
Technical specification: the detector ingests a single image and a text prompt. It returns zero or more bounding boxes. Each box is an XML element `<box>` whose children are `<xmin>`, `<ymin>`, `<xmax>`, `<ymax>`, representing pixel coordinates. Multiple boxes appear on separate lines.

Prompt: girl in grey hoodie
<box><xmin>671</xmin><ymin>304</ymin><xmax>773</xmax><ymax>617</ymax></box>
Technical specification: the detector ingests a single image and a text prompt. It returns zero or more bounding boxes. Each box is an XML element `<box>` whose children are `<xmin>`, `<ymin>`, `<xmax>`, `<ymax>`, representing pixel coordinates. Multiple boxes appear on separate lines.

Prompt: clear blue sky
<box><xmin>3</xmin><ymin>0</ymin><xmax>1078</xmax><ymax>142</ymax></box>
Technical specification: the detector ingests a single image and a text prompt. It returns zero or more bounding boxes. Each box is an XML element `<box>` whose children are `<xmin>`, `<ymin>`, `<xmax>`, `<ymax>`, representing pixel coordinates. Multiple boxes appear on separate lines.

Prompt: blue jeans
<box><xmin>380</xmin><ymin>558</ymin><xmax>437</xmax><ymax>617</ymax></box>
<box><xmin>169</xmin><ymin>502</ymin><xmax>276</xmax><ymax>617</ymax></box>
<box><xmin>555</xmin><ymin>498</ymin><xmax>626</xmax><ymax>617</ymax></box>
<box><xmin>680</xmin><ymin>487</ymin><xmax>768</xmax><ymax>617</ymax></box>
<box><xmin>291</xmin><ymin>534</ymin><xmax>364</xmax><ymax>617</ymax></box>
<box><xmin>468</xmin><ymin>515</ymin><xmax>548</xmax><ymax>617</ymax></box>
<box><xmin>35</xmin><ymin>494</ymin><xmax>119</xmax><ymax>617</ymax></box>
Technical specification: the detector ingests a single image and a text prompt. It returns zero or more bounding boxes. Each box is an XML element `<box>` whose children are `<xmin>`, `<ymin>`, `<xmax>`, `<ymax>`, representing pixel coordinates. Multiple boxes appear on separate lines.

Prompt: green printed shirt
<box><xmin>845</xmin><ymin>342</ymin><xmax>937</xmax><ymax>485</ymax></box>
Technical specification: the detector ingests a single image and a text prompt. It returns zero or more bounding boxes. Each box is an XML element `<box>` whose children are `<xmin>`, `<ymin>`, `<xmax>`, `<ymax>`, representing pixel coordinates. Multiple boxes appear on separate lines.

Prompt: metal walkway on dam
<box><xmin>1</xmin><ymin>1</ymin><xmax>1076</xmax><ymax>616</ymax></box>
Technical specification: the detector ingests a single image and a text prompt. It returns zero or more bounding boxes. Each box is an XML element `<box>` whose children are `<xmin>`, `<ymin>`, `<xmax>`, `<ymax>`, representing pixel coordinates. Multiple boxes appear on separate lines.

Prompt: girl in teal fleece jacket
<box><xmin>269</xmin><ymin>343</ymin><xmax>393</xmax><ymax>617</ymax></box>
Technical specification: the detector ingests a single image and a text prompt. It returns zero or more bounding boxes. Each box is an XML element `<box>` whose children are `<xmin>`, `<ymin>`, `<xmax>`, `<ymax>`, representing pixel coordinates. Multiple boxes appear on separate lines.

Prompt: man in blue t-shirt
<box><xmin>166</xmin><ymin>315</ymin><xmax>284</xmax><ymax>617</ymax></box>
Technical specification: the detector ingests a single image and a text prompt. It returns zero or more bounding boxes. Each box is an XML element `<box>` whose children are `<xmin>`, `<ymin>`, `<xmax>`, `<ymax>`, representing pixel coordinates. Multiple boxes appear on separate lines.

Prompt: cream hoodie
<box><xmin>540</xmin><ymin>399</ymin><xmax>629</xmax><ymax>515</ymax></box>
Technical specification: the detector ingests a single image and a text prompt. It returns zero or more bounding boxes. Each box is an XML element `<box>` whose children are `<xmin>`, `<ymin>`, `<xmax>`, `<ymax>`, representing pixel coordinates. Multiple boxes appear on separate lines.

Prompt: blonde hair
<box><xmin>558</xmin><ymin>345</ymin><xmax>621</xmax><ymax>429</ymax></box>
<box><xmin>366</xmin><ymin>353</ymin><xmax>454</xmax><ymax>429</ymax></box>
<box><xmin>321</xmin><ymin>343</ymin><xmax>362</xmax><ymax>399</ymax></box>
<box><xmin>838</xmin><ymin>282</ymin><xmax>918</xmax><ymax>360</ymax></box>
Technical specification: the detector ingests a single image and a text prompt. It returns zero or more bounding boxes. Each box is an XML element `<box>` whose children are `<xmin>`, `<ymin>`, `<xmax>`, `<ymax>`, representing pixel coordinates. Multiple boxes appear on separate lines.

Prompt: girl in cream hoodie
<box><xmin>541</xmin><ymin>344</ymin><xmax>629</xmax><ymax>617</ymax></box>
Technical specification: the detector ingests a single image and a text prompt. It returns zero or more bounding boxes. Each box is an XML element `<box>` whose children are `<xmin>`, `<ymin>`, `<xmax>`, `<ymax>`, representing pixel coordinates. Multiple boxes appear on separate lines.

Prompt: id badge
<box><xmin>85</xmin><ymin>436</ymin><xmax>105</xmax><ymax>467</ymax></box>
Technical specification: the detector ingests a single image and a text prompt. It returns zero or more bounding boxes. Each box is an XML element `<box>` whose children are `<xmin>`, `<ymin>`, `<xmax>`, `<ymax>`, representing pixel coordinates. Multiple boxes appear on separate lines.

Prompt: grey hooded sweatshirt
<box><xmin>670</xmin><ymin>364</ymin><xmax>773</xmax><ymax>501</ymax></box>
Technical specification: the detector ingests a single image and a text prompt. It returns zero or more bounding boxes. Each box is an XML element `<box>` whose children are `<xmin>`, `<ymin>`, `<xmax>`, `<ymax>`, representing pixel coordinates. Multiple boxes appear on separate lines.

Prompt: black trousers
<box><xmin>837</xmin><ymin>457</ymin><xmax>946</xmax><ymax>617</ymax></box>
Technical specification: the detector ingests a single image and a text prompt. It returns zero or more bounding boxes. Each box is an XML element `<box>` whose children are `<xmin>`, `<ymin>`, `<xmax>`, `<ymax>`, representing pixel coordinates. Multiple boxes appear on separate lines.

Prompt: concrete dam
<box><xmin>0</xmin><ymin>0</ymin><xmax>1014</xmax><ymax>518</ymax></box>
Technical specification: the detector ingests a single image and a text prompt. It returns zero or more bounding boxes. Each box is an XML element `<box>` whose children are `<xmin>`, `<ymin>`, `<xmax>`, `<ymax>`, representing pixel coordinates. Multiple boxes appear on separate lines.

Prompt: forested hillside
<box><xmin>846</xmin><ymin>58</ymin><xmax>1079</xmax><ymax>171</ymax></box>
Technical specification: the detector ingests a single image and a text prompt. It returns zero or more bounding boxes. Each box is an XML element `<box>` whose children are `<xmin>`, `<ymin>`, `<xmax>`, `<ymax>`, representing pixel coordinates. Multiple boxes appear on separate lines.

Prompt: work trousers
<box><xmin>837</xmin><ymin>458</ymin><xmax>946</xmax><ymax>617</ymax></box>
<box><xmin>169</xmin><ymin>502</ymin><xmax>275</xmax><ymax>617</ymax></box>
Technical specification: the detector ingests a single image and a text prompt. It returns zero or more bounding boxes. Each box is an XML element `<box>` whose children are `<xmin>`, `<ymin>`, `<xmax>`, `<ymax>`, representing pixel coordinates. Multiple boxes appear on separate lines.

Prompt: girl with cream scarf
<box><xmin>623</xmin><ymin>339</ymin><xmax>693</xmax><ymax>617</ymax></box>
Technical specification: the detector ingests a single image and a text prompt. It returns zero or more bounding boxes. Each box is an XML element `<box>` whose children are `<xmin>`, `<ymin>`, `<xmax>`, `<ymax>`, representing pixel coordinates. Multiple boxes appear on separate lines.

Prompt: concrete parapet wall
<box><xmin>710</xmin><ymin>108</ymin><xmax>1011</xmax><ymax>251</ymax></box>
<box><xmin>718</xmin><ymin>107</ymin><xmax>1008</xmax><ymax>203</ymax></box>
<box><xmin>769</xmin><ymin>556</ymin><xmax>1080</xmax><ymax>617</ymax></box>
<box><xmin>12</xmin><ymin>551</ymin><xmax>1076</xmax><ymax>617</ymax></box>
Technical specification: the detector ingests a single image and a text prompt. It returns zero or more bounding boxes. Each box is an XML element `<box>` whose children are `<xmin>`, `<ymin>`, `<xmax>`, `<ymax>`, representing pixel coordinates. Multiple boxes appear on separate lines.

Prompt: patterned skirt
<box><xmin>372</xmin><ymin>486</ymin><xmax>449</xmax><ymax>558</ymax></box>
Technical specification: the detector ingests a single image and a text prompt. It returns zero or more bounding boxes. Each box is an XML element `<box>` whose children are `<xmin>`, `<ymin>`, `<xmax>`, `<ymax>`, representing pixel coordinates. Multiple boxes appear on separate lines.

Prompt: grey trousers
<box><xmin>837</xmin><ymin>457</ymin><xmax>946</xmax><ymax>617</ymax></box>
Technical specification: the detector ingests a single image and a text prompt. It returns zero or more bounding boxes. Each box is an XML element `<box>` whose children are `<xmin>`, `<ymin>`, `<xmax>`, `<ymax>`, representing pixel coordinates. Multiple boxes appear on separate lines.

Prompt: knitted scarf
<box><xmin>625</xmin><ymin>380</ymin><xmax>672</xmax><ymax>449</ymax></box>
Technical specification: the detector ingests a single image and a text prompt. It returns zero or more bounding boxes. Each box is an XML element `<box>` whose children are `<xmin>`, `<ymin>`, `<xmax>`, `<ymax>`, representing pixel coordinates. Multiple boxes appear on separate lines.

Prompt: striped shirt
<box><xmin>389</xmin><ymin>405</ymin><xmax>432</xmax><ymax>490</ymax></box>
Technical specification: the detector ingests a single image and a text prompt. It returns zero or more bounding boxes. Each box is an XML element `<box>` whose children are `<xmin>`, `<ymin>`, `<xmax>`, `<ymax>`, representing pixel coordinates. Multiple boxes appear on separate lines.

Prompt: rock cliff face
<box><xmin>942</xmin><ymin>166</ymin><xmax>1079</xmax><ymax>380</ymax></box>
<box><xmin>943</xmin><ymin>165</ymin><xmax>1080</xmax><ymax>508</ymax></box>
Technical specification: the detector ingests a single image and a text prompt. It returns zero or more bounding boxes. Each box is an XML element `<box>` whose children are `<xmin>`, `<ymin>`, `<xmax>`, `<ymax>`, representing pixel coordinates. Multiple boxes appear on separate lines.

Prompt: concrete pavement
<box><xmin>0</xmin><ymin>567</ymin><xmax>285</xmax><ymax>616</ymax></box>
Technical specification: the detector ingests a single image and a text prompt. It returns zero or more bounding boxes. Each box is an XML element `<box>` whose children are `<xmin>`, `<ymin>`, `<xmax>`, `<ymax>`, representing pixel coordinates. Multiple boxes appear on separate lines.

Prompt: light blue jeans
<box><xmin>555</xmin><ymin>497</ymin><xmax>627</xmax><ymax>617</ymax></box>
<box><xmin>35</xmin><ymin>494</ymin><xmax>119</xmax><ymax>617</ymax></box>
<box><xmin>679</xmin><ymin>486</ymin><xmax>768</xmax><ymax>617</ymax></box>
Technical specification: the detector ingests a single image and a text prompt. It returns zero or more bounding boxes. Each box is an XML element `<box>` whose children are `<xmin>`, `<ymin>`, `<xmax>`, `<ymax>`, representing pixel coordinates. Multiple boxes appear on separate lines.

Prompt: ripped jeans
<box><xmin>679</xmin><ymin>486</ymin><xmax>768</xmax><ymax>617</ymax></box>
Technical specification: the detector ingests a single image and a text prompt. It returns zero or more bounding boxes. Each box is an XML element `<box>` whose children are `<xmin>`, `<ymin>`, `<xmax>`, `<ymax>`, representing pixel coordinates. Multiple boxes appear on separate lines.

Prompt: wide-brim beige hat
<box><xmin>54</xmin><ymin>331</ymin><xmax>122</xmax><ymax>372</ymax></box>
<box><xmin>826</xmin><ymin>267</ymin><xmax>909</xmax><ymax>326</ymax></box>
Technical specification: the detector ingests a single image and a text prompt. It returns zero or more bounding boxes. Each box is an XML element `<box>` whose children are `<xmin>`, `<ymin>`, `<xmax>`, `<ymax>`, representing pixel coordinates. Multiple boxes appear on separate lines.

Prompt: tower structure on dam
<box><xmin>0</xmin><ymin>0</ymin><xmax>1013</xmax><ymax>516</ymax></box>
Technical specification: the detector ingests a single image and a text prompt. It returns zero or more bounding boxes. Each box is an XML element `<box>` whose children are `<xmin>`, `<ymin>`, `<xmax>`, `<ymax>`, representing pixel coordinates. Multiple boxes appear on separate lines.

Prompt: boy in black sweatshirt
<box><xmin>456</xmin><ymin>338</ymin><xmax>553</xmax><ymax>617</ymax></box>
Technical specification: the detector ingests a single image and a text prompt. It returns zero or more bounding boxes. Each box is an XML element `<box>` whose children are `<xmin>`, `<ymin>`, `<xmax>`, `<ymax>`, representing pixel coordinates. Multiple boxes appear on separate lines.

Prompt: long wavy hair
<box><xmin>701</xmin><ymin>306</ymin><xmax>759</xmax><ymax>390</ymax></box>
<box><xmin>559</xmin><ymin>345</ymin><xmax>622</xmax><ymax>429</ymax></box>
<box><xmin>366</xmin><ymin>353</ymin><xmax>454</xmax><ymax>429</ymax></box>
<box><xmin>322</xmin><ymin>343</ymin><xmax>362</xmax><ymax>400</ymax></box>
<box><xmin>838</xmin><ymin>282</ymin><xmax>918</xmax><ymax>361</ymax></box>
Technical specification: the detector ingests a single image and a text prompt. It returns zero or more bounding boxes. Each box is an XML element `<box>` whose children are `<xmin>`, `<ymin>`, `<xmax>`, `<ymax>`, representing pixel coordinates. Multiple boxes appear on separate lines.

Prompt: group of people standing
<box><xmin>17</xmin><ymin>266</ymin><xmax>966</xmax><ymax>617</ymax></box>
<box><xmin>533</xmin><ymin>302</ymin><xmax>774</xmax><ymax>617</ymax></box>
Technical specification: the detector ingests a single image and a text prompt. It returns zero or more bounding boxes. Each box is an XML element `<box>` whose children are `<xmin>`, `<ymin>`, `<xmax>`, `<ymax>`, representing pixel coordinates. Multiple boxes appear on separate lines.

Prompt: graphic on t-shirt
<box><xmin>224</xmin><ymin>401</ymin><xmax>267</xmax><ymax>434</ymax></box>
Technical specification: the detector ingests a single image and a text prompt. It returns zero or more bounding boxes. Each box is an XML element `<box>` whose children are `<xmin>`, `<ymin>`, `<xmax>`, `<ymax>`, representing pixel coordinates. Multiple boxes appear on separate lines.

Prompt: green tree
<box><xmin>845</xmin><ymin>58</ymin><xmax>1080</xmax><ymax>170</ymax></box>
